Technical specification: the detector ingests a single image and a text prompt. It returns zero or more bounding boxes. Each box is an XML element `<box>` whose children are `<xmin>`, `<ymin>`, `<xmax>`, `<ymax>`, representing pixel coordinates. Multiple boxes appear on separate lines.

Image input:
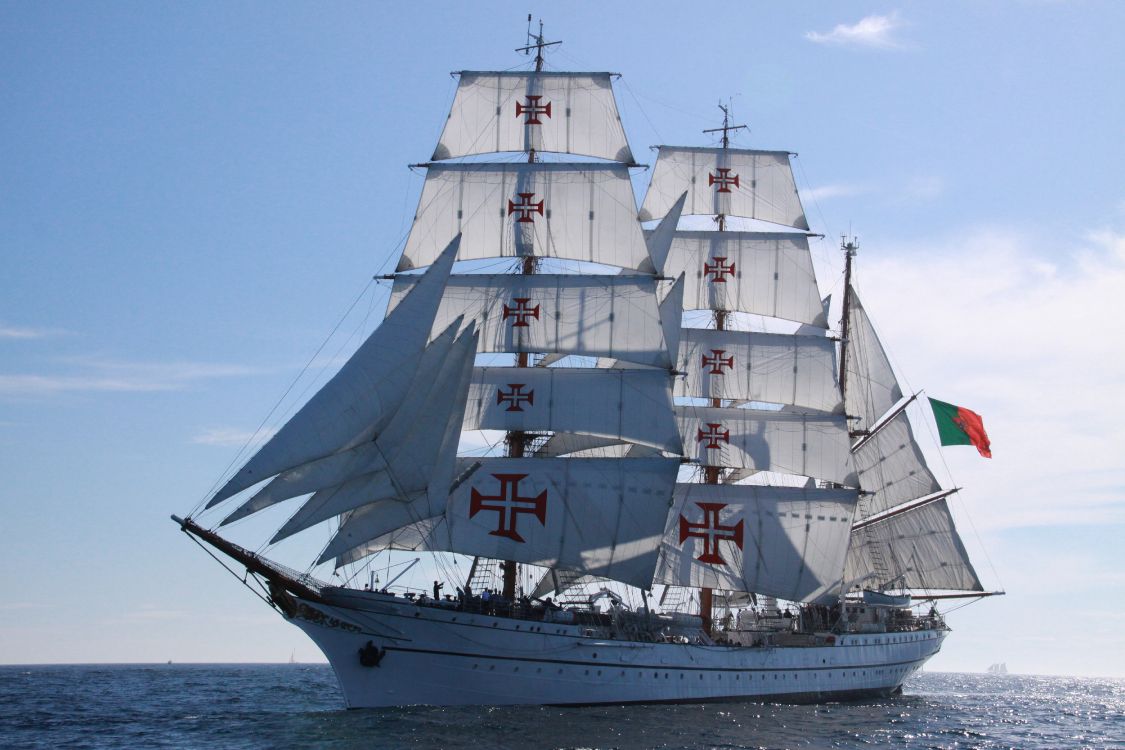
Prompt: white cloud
<box><xmin>192</xmin><ymin>426</ymin><xmax>277</xmax><ymax>448</ymax></box>
<box><xmin>0</xmin><ymin>357</ymin><xmax>268</xmax><ymax>397</ymax></box>
<box><xmin>851</xmin><ymin>224</ymin><xmax>1125</xmax><ymax>530</ymax></box>
<box><xmin>0</xmin><ymin>323</ymin><xmax>66</xmax><ymax>340</ymax></box>
<box><xmin>803</xmin><ymin>183</ymin><xmax>868</xmax><ymax>203</ymax></box>
<box><xmin>805</xmin><ymin>13</ymin><xmax>906</xmax><ymax>49</ymax></box>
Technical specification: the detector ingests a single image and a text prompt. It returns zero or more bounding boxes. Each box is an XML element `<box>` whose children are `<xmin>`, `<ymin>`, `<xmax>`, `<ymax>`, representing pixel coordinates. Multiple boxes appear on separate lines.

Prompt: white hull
<box><xmin>288</xmin><ymin>589</ymin><xmax>943</xmax><ymax>708</ymax></box>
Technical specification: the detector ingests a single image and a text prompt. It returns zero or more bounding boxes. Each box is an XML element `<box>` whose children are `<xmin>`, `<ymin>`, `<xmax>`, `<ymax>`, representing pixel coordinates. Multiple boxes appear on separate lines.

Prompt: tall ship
<box><xmin>174</xmin><ymin>27</ymin><xmax>997</xmax><ymax>708</ymax></box>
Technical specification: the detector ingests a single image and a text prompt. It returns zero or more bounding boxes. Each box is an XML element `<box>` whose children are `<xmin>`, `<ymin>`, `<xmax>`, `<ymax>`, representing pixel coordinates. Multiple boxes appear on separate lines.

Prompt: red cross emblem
<box><xmin>469</xmin><ymin>473</ymin><xmax>547</xmax><ymax>543</ymax></box>
<box><xmin>703</xmin><ymin>256</ymin><xmax>736</xmax><ymax>283</ymax></box>
<box><xmin>496</xmin><ymin>384</ymin><xmax>535</xmax><ymax>412</ymax></box>
<box><xmin>701</xmin><ymin>349</ymin><xmax>734</xmax><ymax>375</ymax></box>
<box><xmin>697</xmin><ymin>422</ymin><xmax>730</xmax><ymax>450</ymax></box>
<box><xmin>515</xmin><ymin>95</ymin><xmax>552</xmax><ymax>125</ymax></box>
<box><xmin>508</xmin><ymin>192</ymin><xmax>545</xmax><ymax>223</ymax></box>
<box><xmin>679</xmin><ymin>502</ymin><xmax>744</xmax><ymax>565</ymax></box>
<box><xmin>502</xmin><ymin>297</ymin><xmax>540</xmax><ymax>327</ymax></box>
<box><xmin>708</xmin><ymin>168</ymin><xmax>740</xmax><ymax>193</ymax></box>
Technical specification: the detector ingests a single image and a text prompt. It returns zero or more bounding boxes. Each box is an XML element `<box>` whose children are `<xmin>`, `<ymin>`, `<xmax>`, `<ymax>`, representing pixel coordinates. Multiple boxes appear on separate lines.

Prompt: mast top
<box><xmin>702</xmin><ymin>101</ymin><xmax>748</xmax><ymax>149</ymax></box>
<box><xmin>516</xmin><ymin>16</ymin><xmax>561</xmax><ymax>72</ymax></box>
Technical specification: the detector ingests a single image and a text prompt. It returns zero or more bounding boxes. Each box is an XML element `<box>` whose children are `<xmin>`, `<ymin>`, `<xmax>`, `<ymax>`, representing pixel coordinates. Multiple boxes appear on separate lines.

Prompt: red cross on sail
<box><xmin>515</xmin><ymin>96</ymin><xmax>552</xmax><ymax>125</ymax></box>
<box><xmin>502</xmin><ymin>298</ymin><xmax>540</xmax><ymax>327</ymax></box>
<box><xmin>678</xmin><ymin>502</ymin><xmax>744</xmax><ymax>565</ymax></box>
<box><xmin>701</xmin><ymin>349</ymin><xmax>734</xmax><ymax>375</ymax></box>
<box><xmin>708</xmin><ymin>168</ymin><xmax>740</xmax><ymax>193</ymax></box>
<box><xmin>496</xmin><ymin>384</ymin><xmax>535</xmax><ymax>412</ymax></box>
<box><xmin>508</xmin><ymin>192</ymin><xmax>545</xmax><ymax>223</ymax></box>
<box><xmin>703</xmin><ymin>256</ymin><xmax>736</xmax><ymax>282</ymax></box>
<box><xmin>468</xmin><ymin>473</ymin><xmax>548</xmax><ymax>543</ymax></box>
<box><xmin>696</xmin><ymin>422</ymin><xmax>730</xmax><ymax>450</ymax></box>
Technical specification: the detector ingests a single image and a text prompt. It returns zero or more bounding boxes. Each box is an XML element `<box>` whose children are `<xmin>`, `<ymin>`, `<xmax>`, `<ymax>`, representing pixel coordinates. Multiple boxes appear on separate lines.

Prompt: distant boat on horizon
<box><xmin>987</xmin><ymin>662</ymin><xmax>1008</xmax><ymax>674</ymax></box>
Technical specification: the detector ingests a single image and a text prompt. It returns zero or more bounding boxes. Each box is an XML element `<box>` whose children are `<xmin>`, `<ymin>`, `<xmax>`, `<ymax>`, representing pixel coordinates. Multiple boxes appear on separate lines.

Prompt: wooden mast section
<box><xmin>697</xmin><ymin>104</ymin><xmax>746</xmax><ymax>635</ymax></box>
<box><xmin>502</xmin><ymin>19</ymin><xmax>560</xmax><ymax>603</ymax></box>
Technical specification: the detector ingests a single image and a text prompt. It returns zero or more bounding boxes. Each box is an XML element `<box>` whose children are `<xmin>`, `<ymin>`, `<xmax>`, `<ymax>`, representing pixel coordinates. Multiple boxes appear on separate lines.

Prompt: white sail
<box><xmin>220</xmin><ymin>321</ymin><xmax>463</xmax><ymax>525</ymax></box>
<box><xmin>269</xmin><ymin>325</ymin><xmax>479</xmax><ymax>543</ymax></box>
<box><xmin>654</xmin><ymin>484</ymin><xmax>859</xmax><ymax>603</ymax></box>
<box><xmin>659</xmin><ymin>274</ymin><xmax>685</xmax><ymax>363</ymax></box>
<box><xmin>465</xmin><ymin>367</ymin><xmax>682</xmax><ymax>454</ymax></box>
<box><xmin>852</xmin><ymin>409</ymin><xmax>942</xmax><ymax>518</ymax></box>
<box><xmin>205</xmin><ymin>238</ymin><xmax>461</xmax><ymax>507</ymax></box>
<box><xmin>675</xmin><ymin>327</ymin><xmax>841</xmax><ymax>412</ymax></box>
<box><xmin>432</xmin><ymin>71</ymin><xmax>634</xmax><ymax>163</ymax></box>
<box><xmin>331</xmin><ymin>457</ymin><xmax>681</xmax><ymax>589</ymax></box>
<box><xmin>676</xmin><ymin>406</ymin><xmax>856</xmax><ymax>486</ymax></box>
<box><xmin>397</xmin><ymin>163</ymin><xmax>653</xmax><ymax>272</ymax></box>
<box><xmin>639</xmin><ymin>147</ymin><xmax>808</xmax><ymax>229</ymax></box>
<box><xmin>660</xmin><ymin>232</ymin><xmax>826</xmax><ymax>326</ymax></box>
<box><xmin>845</xmin><ymin>289</ymin><xmax>904</xmax><ymax>432</ymax></box>
<box><xmin>845</xmin><ymin>498</ymin><xmax>984</xmax><ymax>592</ymax></box>
<box><xmin>644</xmin><ymin>192</ymin><xmax>687</xmax><ymax>275</ymax></box>
<box><xmin>387</xmin><ymin>273</ymin><xmax>672</xmax><ymax>368</ymax></box>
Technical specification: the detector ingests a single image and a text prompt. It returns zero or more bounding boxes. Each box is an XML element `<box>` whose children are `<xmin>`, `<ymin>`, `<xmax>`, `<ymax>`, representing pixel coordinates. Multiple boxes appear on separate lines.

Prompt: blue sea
<box><xmin>1</xmin><ymin>665</ymin><xmax>1121</xmax><ymax>749</ymax></box>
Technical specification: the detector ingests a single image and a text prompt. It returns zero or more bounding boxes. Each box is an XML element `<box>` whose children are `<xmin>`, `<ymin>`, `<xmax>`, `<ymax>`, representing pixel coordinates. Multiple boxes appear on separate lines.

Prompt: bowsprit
<box><xmin>678</xmin><ymin>502</ymin><xmax>744</xmax><ymax>565</ymax></box>
<box><xmin>468</xmin><ymin>473</ymin><xmax>548</xmax><ymax>543</ymax></box>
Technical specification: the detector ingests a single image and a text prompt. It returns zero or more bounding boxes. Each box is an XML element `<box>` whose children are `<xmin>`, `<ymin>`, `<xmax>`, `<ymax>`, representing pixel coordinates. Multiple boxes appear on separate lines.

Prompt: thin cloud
<box><xmin>851</xmin><ymin>224</ymin><xmax>1125</xmax><ymax>531</ymax></box>
<box><xmin>192</xmin><ymin>427</ymin><xmax>277</xmax><ymax>448</ymax></box>
<box><xmin>806</xmin><ymin>13</ymin><xmax>906</xmax><ymax>49</ymax></box>
<box><xmin>803</xmin><ymin>183</ymin><xmax>868</xmax><ymax>203</ymax></box>
<box><xmin>0</xmin><ymin>323</ymin><xmax>66</xmax><ymax>340</ymax></box>
<box><xmin>0</xmin><ymin>357</ymin><xmax>269</xmax><ymax>398</ymax></box>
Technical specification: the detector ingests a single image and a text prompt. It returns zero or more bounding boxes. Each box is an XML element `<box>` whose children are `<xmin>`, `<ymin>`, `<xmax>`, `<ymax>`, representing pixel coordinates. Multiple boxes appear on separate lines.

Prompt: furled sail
<box><xmin>464</xmin><ymin>367</ymin><xmax>682</xmax><ymax>454</ymax></box>
<box><xmin>432</xmin><ymin>71</ymin><xmax>634</xmax><ymax>163</ymax></box>
<box><xmin>267</xmin><ymin>324</ymin><xmax>478</xmax><ymax>543</ymax></box>
<box><xmin>653</xmin><ymin>484</ymin><xmax>860</xmax><ymax>603</ymax></box>
<box><xmin>397</xmin><ymin>163</ymin><xmax>653</xmax><ymax>272</ymax></box>
<box><xmin>675</xmin><ymin>327</ymin><xmax>841</xmax><ymax>413</ymax></box>
<box><xmin>205</xmin><ymin>238</ymin><xmax>461</xmax><ymax>507</ymax></box>
<box><xmin>659</xmin><ymin>231</ymin><xmax>826</xmax><ymax>326</ymax></box>
<box><xmin>387</xmin><ymin>273</ymin><xmax>672</xmax><ymax>368</ymax></box>
<box><xmin>844</xmin><ymin>289</ymin><xmax>904</xmax><ymax>432</ymax></box>
<box><xmin>852</xmin><ymin>409</ymin><xmax>942</xmax><ymax>518</ymax></box>
<box><xmin>328</xmin><ymin>457</ymin><xmax>682</xmax><ymax>588</ymax></box>
<box><xmin>639</xmin><ymin>146</ymin><xmax>808</xmax><ymax>229</ymax></box>
<box><xmin>676</xmin><ymin>406</ymin><xmax>856</xmax><ymax>486</ymax></box>
<box><xmin>844</xmin><ymin>498</ymin><xmax>983</xmax><ymax>592</ymax></box>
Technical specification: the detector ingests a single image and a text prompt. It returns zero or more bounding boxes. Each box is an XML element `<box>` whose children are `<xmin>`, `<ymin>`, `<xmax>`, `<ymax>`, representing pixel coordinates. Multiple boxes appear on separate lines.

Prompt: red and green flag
<box><xmin>929</xmin><ymin>397</ymin><xmax>991</xmax><ymax>458</ymax></box>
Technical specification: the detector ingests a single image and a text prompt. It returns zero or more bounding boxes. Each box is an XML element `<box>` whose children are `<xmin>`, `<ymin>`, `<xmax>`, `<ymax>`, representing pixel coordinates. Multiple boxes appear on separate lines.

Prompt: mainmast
<box><xmin>838</xmin><ymin>237</ymin><xmax>858</xmax><ymax>435</ymax></box>
<box><xmin>698</xmin><ymin>102</ymin><xmax>746</xmax><ymax>634</ymax></box>
<box><xmin>503</xmin><ymin>18</ymin><xmax>560</xmax><ymax>602</ymax></box>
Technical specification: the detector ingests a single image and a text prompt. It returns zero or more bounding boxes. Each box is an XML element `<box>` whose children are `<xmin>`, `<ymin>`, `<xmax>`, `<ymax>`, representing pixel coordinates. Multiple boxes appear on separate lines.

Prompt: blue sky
<box><xmin>2</xmin><ymin>2</ymin><xmax>1123</xmax><ymax>676</ymax></box>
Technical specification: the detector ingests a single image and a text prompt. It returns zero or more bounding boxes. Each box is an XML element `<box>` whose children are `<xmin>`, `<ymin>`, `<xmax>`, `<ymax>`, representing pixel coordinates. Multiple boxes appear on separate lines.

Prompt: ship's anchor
<box><xmin>358</xmin><ymin>640</ymin><xmax>387</xmax><ymax>668</ymax></box>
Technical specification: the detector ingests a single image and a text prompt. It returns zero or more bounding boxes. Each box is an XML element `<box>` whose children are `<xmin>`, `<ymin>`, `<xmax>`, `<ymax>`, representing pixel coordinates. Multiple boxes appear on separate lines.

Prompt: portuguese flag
<box><xmin>929</xmin><ymin>397</ymin><xmax>991</xmax><ymax>458</ymax></box>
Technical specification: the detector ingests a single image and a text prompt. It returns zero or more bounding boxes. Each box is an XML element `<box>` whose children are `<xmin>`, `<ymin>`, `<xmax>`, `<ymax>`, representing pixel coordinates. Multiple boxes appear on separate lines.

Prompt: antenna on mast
<box><xmin>516</xmin><ymin>16</ymin><xmax>561</xmax><ymax>72</ymax></box>
<box><xmin>702</xmin><ymin>100</ymin><xmax>748</xmax><ymax>148</ymax></box>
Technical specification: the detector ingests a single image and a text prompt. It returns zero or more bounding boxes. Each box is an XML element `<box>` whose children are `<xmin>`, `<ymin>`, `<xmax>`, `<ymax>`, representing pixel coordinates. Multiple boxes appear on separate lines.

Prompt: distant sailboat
<box><xmin>987</xmin><ymin>662</ymin><xmax>1008</xmax><ymax>674</ymax></box>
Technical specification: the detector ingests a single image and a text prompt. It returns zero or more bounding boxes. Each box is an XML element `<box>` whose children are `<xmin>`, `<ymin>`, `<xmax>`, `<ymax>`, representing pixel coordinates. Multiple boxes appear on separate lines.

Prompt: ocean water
<box><xmin>1</xmin><ymin>665</ymin><xmax>1121</xmax><ymax>749</ymax></box>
